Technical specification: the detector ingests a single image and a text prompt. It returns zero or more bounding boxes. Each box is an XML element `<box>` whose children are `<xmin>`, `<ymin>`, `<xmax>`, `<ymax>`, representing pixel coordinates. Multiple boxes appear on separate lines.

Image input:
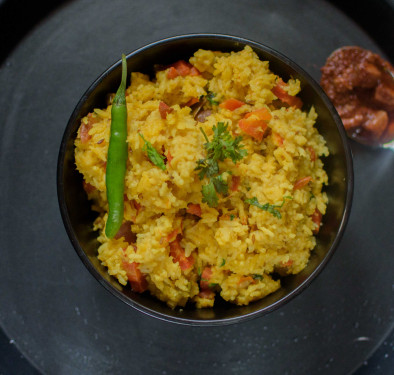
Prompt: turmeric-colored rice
<box><xmin>74</xmin><ymin>46</ymin><xmax>329</xmax><ymax>308</ymax></box>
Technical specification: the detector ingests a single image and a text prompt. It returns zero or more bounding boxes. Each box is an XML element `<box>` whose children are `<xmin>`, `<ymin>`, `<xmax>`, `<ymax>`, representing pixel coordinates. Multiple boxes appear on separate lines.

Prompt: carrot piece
<box><xmin>306</xmin><ymin>146</ymin><xmax>316</xmax><ymax>161</ymax></box>
<box><xmin>189</xmin><ymin>66</ymin><xmax>201</xmax><ymax>76</ymax></box>
<box><xmin>167</xmin><ymin>66</ymin><xmax>179</xmax><ymax>79</ymax></box>
<box><xmin>185</xmin><ymin>97</ymin><xmax>199</xmax><ymax>107</ymax></box>
<box><xmin>122</xmin><ymin>261</ymin><xmax>148</xmax><ymax>293</ymax></box>
<box><xmin>311</xmin><ymin>208</ymin><xmax>322</xmax><ymax>234</ymax></box>
<box><xmin>219</xmin><ymin>98</ymin><xmax>245</xmax><ymax>111</ymax></box>
<box><xmin>169</xmin><ymin>239</ymin><xmax>194</xmax><ymax>271</ymax></box>
<box><xmin>293</xmin><ymin>176</ymin><xmax>312</xmax><ymax>190</ymax></box>
<box><xmin>186</xmin><ymin>203</ymin><xmax>202</xmax><ymax>217</ymax></box>
<box><xmin>166</xmin><ymin>150</ymin><xmax>173</xmax><ymax>166</ymax></box>
<box><xmin>273</xmin><ymin>132</ymin><xmax>284</xmax><ymax>146</ymax></box>
<box><xmin>200</xmin><ymin>267</ymin><xmax>213</xmax><ymax>289</ymax></box>
<box><xmin>239</xmin><ymin>118</ymin><xmax>268</xmax><ymax>141</ymax></box>
<box><xmin>237</xmin><ymin>276</ymin><xmax>255</xmax><ymax>288</ymax></box>
<box><xmin>230</xmin><ymin>175</ymin><xmax>241</xmax><ymax>192</ymax></box>
<box><xmin>244</xmin><ymin>108</ymin><xmax>272</xmax><ymax>121</ymax></box>
<box><xmin>272</xmin><ymin>79</ymin><xmax>303</xmax><ymax>109</ymax></box>
<box><xmin>159</xmin><ymin>101</ymin><xmax>173</xmax><ymax>119</ymax></box>
<box><xmin>166</xmin><ymin>227</ymin><xmax>182</xmax><ymax>243</ymax></box>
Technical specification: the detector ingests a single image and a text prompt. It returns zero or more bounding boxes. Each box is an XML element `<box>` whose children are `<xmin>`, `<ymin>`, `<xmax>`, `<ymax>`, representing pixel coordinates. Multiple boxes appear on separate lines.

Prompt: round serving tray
<box><xmin>0</xmin><ymin>0</ymin><xmax>393</xmax><ymax>374</ymax></box>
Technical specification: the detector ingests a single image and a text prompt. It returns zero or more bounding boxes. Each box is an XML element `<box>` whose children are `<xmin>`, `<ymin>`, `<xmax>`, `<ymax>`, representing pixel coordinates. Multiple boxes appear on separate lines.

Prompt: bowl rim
<box><xmin>57</xmin><ymin>33</ymin><xmax>354</xmax><ymax>326</ymax></box>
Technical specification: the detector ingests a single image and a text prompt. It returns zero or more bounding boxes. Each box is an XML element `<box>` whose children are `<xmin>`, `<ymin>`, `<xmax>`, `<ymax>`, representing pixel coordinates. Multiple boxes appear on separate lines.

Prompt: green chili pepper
<box><xmin>105</xmin><ymin>54</ymin><xmax>128</xmax><ymax>238</ymax></box>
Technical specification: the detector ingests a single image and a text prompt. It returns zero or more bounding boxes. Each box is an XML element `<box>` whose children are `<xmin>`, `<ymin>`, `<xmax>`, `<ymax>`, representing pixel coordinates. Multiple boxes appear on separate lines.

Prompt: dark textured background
<box><xmin>0</xmin><ymin>0</ymin><xmax>393</xmax><ymax>374</ymax></box>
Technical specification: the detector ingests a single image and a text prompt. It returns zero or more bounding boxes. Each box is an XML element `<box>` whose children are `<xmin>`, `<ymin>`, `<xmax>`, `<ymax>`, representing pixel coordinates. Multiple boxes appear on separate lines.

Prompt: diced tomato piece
<box><xmin>82</xmin><ymin>181</ymin><xmax>96</xmax><ymax>194</ymax></box>
<box><xmin>80</xmin><ymin>113</ymin><xmax>97</xmax><ymax>143</ymax></box>
<box><xmin>239</xmin><ymin>118</ymin><xmax>268</xmax><ymax>142</ymax></box>
<box><xmin>169</xmin><ymin>239</ymin><xmax>194</xmax><ymax>271</ymax></box>
<box><xmin>166</xmin><ymin>150</ymin><xmax>173</xmax><ymax>166</ymax></box>
<box><xmin>131</xmin><ymin>199</ymin><xmax>143</xmax><ymax>216</ymax></box>
<box><xmin>311</xmin><ymin>208</ymin><xmax>322</xmax><ymax>234</ymax></box>
<box><xmin>198</xmin><ymin>289</ymin><xmax>215</xmax><ymax>299</ymax></box>
<box><xmin>166</xmin><ymin>227</ymin><xmax>182</xmax><ymax>243</ymax></box>
<box><xmin>219</xmin><ymin>98</ymin><xmax>245</xmax><ymax>111</ymax></box>
<box><xmin>189</xmin><ymin>66</ymin><xmax>201</xmax><ymax>76</ymax></box>
<box><xmin>80</xmin><ymin>123</ymin><xmax>92</xmax><ymax>143</ymax></box>
<box><xmin>172</xmin><ymin>60</ymin><xmax>192</xmax><ymax>76</ymax></box>
<box><xmin>167</xmin><ymin>60</ymin><xmax>200</xmax><ymax>79</ymax></box>
<box><xmin>293</xmin><ymin>176</ymin><xmax>313</xmax><ymax>190</ymax></box>
<box><xmin>167</xmin><ymin>66</ymin><xmax>179</xmax><ymax>79</ymax></box>
<box><xmin>273</xmin><ymin>132</ymin><xmax>284</xmax><ymax>146</ymax></box>
<box><xmin>186</xmin><ymin>203</ymin><xmax>202</xmax><ymax>217</ymax></box>
<box><xmin>114</xmin><ymin>221</ymin><xmax>136</xmax><ymax>244</ymax></box>
<box><xmin>306</xmin><ymin>146</ymin><xmax>316</xmax><ymax>161</ymax></box>
<box><xmin>185</xmin><ymin>97</ymin><xmax>199</xmax><ymax>107</ymax></box>
<box><xmin>123</xmin><ymin>261</ymin><xmax>148</xmax><ymax>293</ymax></box>
<box><xmin>159</xmin><ymin>101</ymin><xmax>173</xmax><ymax>119</ymax></box>
<box><xmin>244</xmin><ymin>108</ymin><xmax>272</xmax><ymax>121</ymax></box>
<box><xmin>230</xmin><ymin>175</ymin><xmax>241</xmax><ymax>192</ymax></box>
<box><xmin>272</xmin><ymin>79</ymin><xmax>303</xmax><ymax>109</ymax></box>
<box><xmin>200</xmin><ymin>267</ymin><xmax>213</xmax><ymax>289</ymax></box>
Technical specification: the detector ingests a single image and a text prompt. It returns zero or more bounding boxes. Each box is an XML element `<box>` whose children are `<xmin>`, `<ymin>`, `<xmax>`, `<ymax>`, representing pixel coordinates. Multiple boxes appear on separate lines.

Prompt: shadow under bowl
<box><xmin>57</xmin><ymin>34</ymin><xmax>353</xmax><ymax>326</ymax></box>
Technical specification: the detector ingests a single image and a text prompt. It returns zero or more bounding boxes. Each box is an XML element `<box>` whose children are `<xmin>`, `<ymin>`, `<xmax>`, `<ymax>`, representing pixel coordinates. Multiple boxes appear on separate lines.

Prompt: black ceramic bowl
<box><xmin>57</xmin><ymin>34</ymin><xmax>353</xmax><ymax>326</ymax></box>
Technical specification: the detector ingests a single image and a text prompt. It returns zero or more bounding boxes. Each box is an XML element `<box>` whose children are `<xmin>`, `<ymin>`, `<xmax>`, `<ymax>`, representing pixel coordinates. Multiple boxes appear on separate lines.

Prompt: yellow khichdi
<box><xmin>74</xmin><ymin>46</ymin><xmax>329</xmax><ymax>308</ymax></box>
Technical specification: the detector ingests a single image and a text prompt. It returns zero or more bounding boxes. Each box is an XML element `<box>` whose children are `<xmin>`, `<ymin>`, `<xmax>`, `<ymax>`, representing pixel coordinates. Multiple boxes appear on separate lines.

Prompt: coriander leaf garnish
<box><xmin>230</xmin><ymin>214</ymin><xmax>235</xmax><ymax>221</ymax></box>
<box><xmin>220</xmin><ymin>259</ymin><xmax>226</xmax><ymax>267</ymax></box>
<box><xmin>252</xmin><ymin>274</ymin><xmax>263</xmax><ymax>280</ymax></box>
<box><xmin>139</xmin><ymin>133</ymin><xmax>166</xmax><ymax>170</ymax></box>
<box><xmin>206</xmin><ymin>92</ymin><xmax>219</xmax><ymax>106</ymax></box>
<box><xmin>195</xmin><ymin>158</ymin><xmax>219</xmax><ymax>179</ymax></box>
<box><xmin>196</xmin><ymin>122</ymin><xmax>247</xmax><ymax>207</ymax></box>
<box><xmin>210</xmin><ymin>122</ymin><xmax>247</xmax><ymax>163</ymax></box>
<box><xmin>212</xmin><ymin>174</ymin><xmax>229</xmax><ymax>196</ymax></box>
<box><xmin>245</xmin><ymin>196</ymin><xmax>292</xmax><ymax>219</ymax></box>
<box><xmin>202</xmin><ymin>181</ymin><xmax>218</xmax><ymax>207</ymax></box>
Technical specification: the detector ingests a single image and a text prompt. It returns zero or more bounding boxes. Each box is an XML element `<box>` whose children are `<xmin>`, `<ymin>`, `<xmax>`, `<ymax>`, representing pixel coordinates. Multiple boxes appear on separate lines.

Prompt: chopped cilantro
<box><xmin>252</xmin><ymin>274</ymin><xmax>263</xmax><ymax>280</ymax></box>
<box><xmin>209</xmin><ymin>283</ymin><xmax>219</xmax><ymax>288</ymax></box>
<box><xmin>196</xmin><ymin>122</ymin><xmax>247</xmax><ymax>207</ymax></box>
<box><xmin>212</xmin><ymin>174</ymin><xmax>229</xmax><ymax>196</ymax></box>
<box><xmin>139</xmin><ymin>133</ymin><xmax>166</xmax><ymax>170</ymax></box>
<box><xmin>230</xmin><ymin>214</ymin><xmax>235</xmax><ymax>221</ymax></box>
<box><xmin>220</xmin><ymin>259</ymin><xmax>226</xmax><ymax>267</ymax></box>
<box><xmin>195</xmin><ymin>157</ymin><xmax>219</xmax><ymax>180</ymax></box>
<box><xmin>201</xmin><ymin>181</ymin><xmax>218</xmax><ymax>207</ymax></box>
<box><xmin>206</xmin><ymin>92</ymin><xmax>219</xmax><ymax>106</ymax></box>
<box><xmin>208</xmin><ymin>122</ymin><xmax>247</xmax><ymax>164</ymax></box>
<box><xmin>245</xmin><ymin>196</ymin><xmax>292</xmax><ymax>219</ymax></box>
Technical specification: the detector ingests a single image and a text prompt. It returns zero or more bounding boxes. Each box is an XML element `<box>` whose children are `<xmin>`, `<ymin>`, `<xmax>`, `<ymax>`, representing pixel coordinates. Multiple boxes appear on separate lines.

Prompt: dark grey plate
<box><xmin>0</xmin><ymin>0</ymin><xmax>393</xmax><ymax>374</ymax></box>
